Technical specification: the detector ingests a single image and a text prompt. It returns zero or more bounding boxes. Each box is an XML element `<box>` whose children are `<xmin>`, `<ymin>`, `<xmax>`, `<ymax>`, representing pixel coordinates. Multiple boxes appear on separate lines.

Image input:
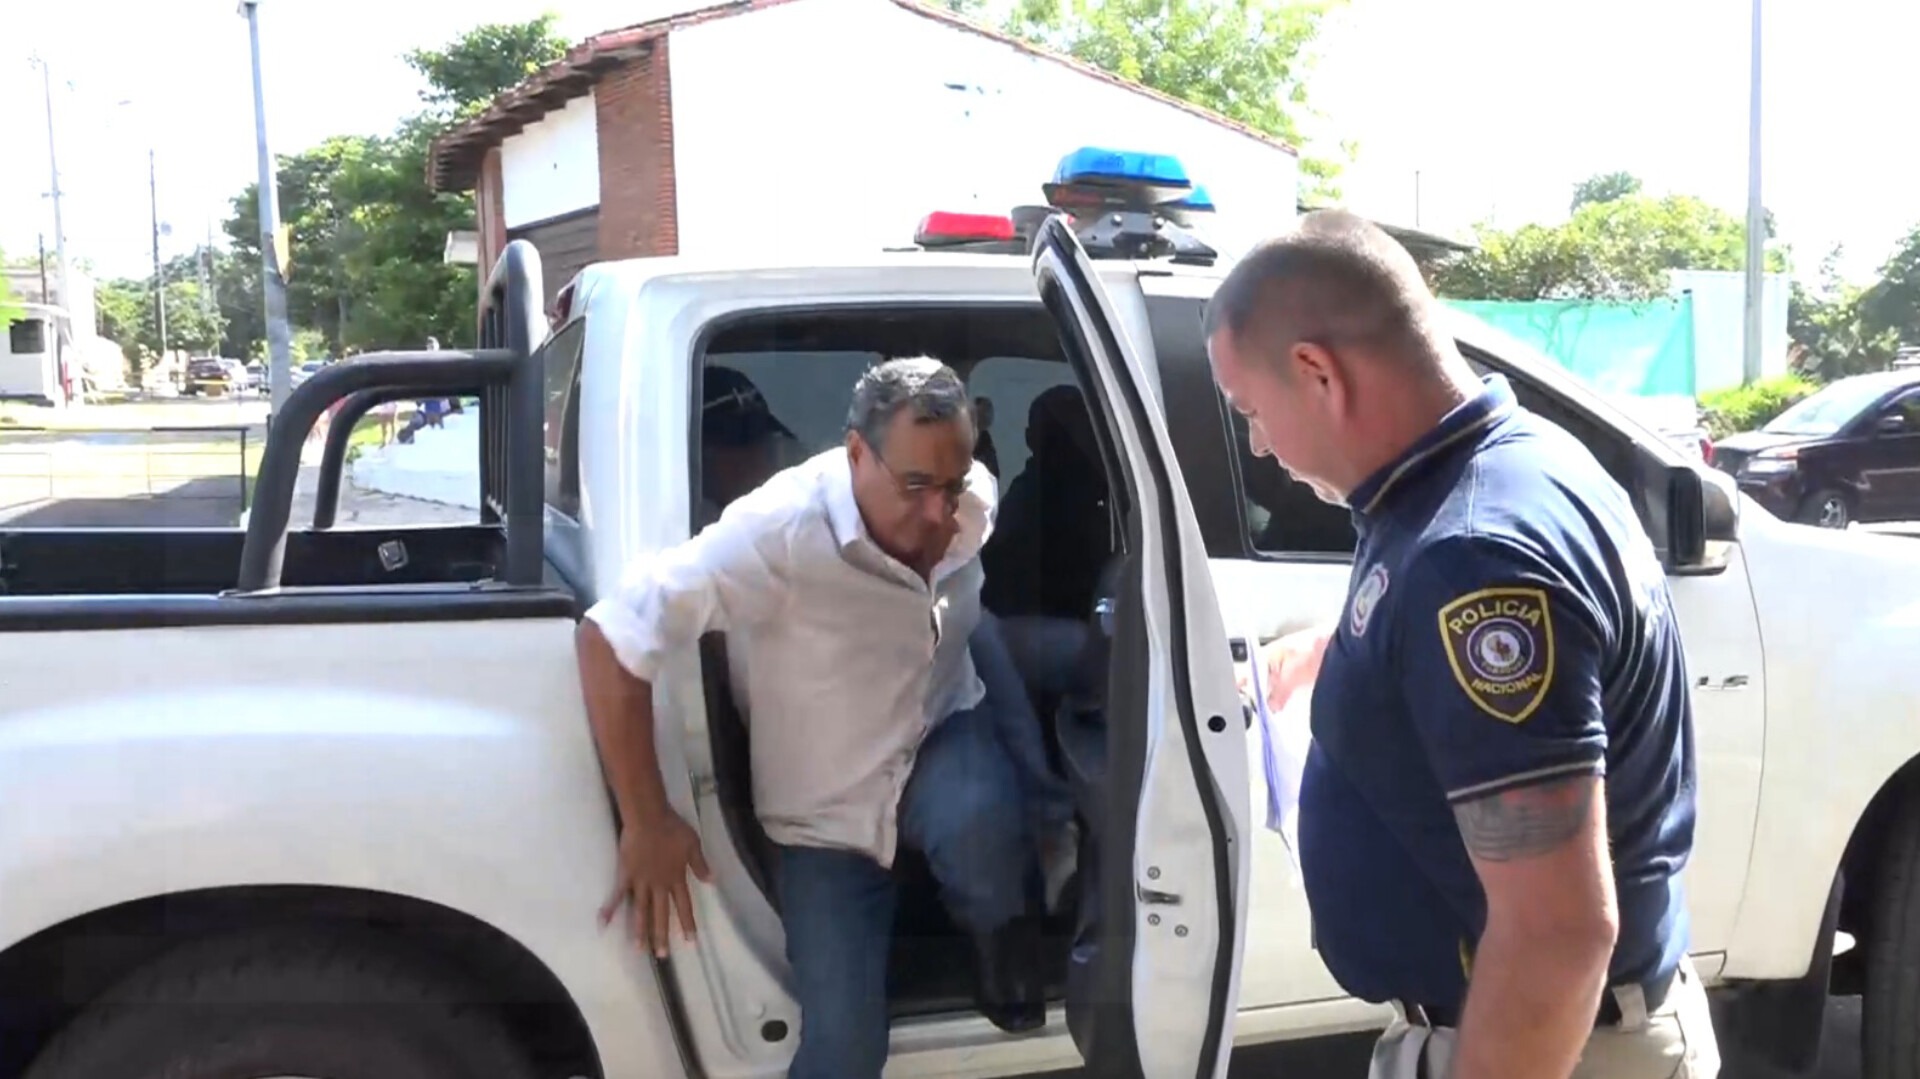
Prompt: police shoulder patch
<box><xmin>1436</xmin><ymin>586</ymin><xmax>1555</xmax><ymax>724</ymax></box>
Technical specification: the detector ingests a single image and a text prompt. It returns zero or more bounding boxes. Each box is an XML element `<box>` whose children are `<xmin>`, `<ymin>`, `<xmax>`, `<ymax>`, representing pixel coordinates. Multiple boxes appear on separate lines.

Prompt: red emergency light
<box><xmin>915</xmin><ymin>211</ymin><xmax>1017</xmax><ymax>248</ymax></box>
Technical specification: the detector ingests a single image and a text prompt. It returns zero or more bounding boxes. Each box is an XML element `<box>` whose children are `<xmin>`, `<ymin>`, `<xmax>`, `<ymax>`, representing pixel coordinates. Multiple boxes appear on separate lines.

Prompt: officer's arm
<box><xmin>1396</xmin><ymin>537</ymin><xmax>1616</xmax><ymax>1079</ymax></box>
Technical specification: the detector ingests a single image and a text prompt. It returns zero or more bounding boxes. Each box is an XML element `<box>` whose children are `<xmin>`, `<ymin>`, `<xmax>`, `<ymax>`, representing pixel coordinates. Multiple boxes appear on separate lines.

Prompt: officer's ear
<box><xmin>1288</xmin><ymin>340</ymin><xmax>1341</xmax><ymax>397</ymax></box>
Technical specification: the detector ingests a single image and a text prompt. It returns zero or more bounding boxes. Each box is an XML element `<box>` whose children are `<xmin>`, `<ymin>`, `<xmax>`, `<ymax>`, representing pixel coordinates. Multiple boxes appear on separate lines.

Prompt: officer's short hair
<box><xmin>1203</xmin><ymin>210</ymin><xmax>1438</xmax><ymax>373</ymax></box>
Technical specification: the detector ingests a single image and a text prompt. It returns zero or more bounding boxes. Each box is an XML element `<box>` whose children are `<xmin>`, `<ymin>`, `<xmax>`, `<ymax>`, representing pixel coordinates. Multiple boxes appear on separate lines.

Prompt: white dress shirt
<box><xmin>587</xmin><ymin>447</ymin><xmax>998</xmax><ymax>867</ymax></box>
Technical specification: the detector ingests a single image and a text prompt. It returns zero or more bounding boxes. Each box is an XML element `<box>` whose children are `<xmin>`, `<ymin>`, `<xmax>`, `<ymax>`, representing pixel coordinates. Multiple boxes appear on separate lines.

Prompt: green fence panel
<box><xmin>1445</xmin><ymin>296</ymin><xmax>1696</xmax><ymax>397</ymax></box>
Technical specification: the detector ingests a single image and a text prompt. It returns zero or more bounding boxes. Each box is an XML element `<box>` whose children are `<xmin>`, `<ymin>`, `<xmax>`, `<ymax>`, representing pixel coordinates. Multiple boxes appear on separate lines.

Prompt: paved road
<box><xmin>1042</xmin><ymin>994</ymin><xmax>1863</xmax><ymax>1078</ymax></box>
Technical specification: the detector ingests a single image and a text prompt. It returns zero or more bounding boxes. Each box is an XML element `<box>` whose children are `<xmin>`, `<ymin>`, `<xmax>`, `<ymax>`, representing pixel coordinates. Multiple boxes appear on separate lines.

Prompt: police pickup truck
<box><xmin>0</xmin><ymin>147</ymin><xmax>1912</xmax><ymax>1079</ymax></box>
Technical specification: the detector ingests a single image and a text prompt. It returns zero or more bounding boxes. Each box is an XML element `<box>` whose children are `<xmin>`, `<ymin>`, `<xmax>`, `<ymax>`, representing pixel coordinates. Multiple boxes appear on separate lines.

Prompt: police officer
<box><xmin>1206</xmin><ymin>210</ymin><xmax>1719</xmax><ymax>1079</ymax></box>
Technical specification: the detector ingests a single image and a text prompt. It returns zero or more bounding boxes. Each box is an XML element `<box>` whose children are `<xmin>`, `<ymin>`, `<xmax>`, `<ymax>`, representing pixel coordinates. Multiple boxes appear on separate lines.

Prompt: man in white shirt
<box><xmin>577</xmin><ymin>358</ymin><xmax>1047</xmax><ymax>1079</ymax></box>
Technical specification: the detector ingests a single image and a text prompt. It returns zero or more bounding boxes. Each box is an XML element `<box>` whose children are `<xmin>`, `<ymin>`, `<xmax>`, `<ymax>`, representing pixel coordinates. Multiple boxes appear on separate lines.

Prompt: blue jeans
<box><xmin>973</xmin><ymin>611</ymin><xmax>1077</xmax><ymax>831</ymax></box>
<box><xmin>777</xmin><ymin>693</ymin><xmax>1034</xmax><ymax>1079</ymax></box>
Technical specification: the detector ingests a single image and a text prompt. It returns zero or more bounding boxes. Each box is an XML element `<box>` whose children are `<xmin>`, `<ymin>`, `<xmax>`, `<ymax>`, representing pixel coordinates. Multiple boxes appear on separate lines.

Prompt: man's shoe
<box><xmin>973</xmin><ymin>919</ymin><xmax>1047</xmax><ymax>1033</ymax></box>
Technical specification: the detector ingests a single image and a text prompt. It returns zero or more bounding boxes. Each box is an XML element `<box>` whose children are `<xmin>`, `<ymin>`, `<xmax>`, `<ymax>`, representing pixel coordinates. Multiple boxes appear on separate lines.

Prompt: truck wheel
<box><xmin>24</xmin><ymin>930</ymin><xmax>540</xmax><ymax>1079</ymax></box>
<box><xmin>1865</xmin><ymin>799</ymin><xmax>1920</xmax><ymax>1078</ymax></box>
<box><xmin>1796</xmin><ymin>488</ymin><xmax>1851</xmax><ymax>528</ymax></box>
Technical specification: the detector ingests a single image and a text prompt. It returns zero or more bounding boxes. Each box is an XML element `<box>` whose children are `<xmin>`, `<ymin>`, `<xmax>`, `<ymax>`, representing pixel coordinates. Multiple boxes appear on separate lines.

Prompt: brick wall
<box><xmin>594</xmin><ymin>40</ymin><xmax>679</xmax><ymax>260</ymax></box>
<box><xmin>476</xmin><ymin>147</ymin><xmax>508</xmax><ymax>284</ymax></box>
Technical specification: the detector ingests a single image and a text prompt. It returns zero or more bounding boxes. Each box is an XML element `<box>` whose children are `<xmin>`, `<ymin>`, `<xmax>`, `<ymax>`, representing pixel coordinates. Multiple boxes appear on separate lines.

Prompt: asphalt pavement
<box><xmin>1037</xmin><ymin>994</ymin><xmax>1863</xmax><ymax>1077</ymax></box>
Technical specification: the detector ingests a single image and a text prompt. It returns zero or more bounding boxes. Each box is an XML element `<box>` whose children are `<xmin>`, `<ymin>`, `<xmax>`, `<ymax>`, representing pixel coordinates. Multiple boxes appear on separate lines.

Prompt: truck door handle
<box><xmin>1695</xmin><ymin>674</ymin><xmax>1750</xmax><ymax>690</ymax></box>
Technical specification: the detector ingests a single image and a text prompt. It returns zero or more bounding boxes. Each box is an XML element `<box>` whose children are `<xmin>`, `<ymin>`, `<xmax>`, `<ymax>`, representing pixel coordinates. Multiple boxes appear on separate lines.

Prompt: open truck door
<box><xmin>1031</xmin><ymin>213</ymin><xmax>1252</xmax><ymax>1079</ymax></box>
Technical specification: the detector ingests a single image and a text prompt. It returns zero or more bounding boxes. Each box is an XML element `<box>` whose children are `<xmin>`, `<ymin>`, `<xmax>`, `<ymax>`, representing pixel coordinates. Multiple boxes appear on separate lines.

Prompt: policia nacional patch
<box><xmin>1436</xmin><ymin>587</ymin><xmax>1555</xmax><ymax>724</ymax></box>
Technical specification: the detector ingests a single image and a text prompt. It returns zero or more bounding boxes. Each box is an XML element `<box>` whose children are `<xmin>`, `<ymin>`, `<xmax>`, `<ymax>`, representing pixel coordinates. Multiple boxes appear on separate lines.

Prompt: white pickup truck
<box><xmin>0</xmin><ymin>168</ymin><xmax>1916</xmax><ymax>1079</ymax></box>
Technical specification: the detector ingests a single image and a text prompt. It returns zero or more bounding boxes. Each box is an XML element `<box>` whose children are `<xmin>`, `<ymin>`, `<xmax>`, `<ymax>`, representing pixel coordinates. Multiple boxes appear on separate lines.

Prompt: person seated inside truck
<box><xmin>576</xmin><ymin>357</ymin><xmax>1051</xmax><ymax>1079</ymax></box>
<box><xmin>698</xmin><ymin>366</ymin><xmax>795</xmax><ymax>528</ymax></box>
<box><xmin>981</xmin><ymin>384</ymin><xmax>1110</xmax><ymax>622</ymax></box>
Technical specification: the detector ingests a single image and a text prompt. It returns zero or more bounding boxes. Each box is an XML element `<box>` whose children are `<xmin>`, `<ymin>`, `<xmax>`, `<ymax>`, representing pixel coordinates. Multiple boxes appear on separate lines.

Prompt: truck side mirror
<box><xmin>1875</xmin><ymin>413</ymin><xmax>1907</xmax><ymax>435</ymax></box>
<box><xmin>1664</xmin><ymin>463</ymin><xmax>1739</xmax><ymax>575</ymax></box>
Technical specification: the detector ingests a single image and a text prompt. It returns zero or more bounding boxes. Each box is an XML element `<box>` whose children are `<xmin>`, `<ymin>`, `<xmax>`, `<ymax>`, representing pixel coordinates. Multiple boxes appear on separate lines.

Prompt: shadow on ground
<box><xmin>0</xmin><ymin>476</ymin><xmax>246</xmax><ymax>528</ymax></box>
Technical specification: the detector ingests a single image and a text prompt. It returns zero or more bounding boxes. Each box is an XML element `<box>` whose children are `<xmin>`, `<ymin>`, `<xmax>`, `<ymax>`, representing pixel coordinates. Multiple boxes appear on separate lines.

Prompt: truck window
<box><xmin>1218</xmin><ymin>353</ymin><xmax>1642</xmax><ymax>562</ymax></box>
<box><xmin>542</xmin><ymin>319</ymin><xmax>586</xmax><ymax>519</ymax></box>
<box><xmin>965</xmin><ymin>356</ymin><xmax>1079</xmax><ymax>485</ymax></box>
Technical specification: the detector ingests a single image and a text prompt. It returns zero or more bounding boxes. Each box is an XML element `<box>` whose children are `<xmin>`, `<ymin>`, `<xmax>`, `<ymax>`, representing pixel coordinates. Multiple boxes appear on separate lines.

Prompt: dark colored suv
<box><xmin>1713</xmin><ymin>369</ymin><xmax>1920</xmax><ymax>527</ymax></box>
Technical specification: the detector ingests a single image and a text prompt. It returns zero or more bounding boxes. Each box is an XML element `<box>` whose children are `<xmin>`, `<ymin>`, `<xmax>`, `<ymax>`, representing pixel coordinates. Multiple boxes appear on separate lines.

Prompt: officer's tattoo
<box><xmin>1453</xmin><ymin>776</ymin><xmax>1595</xmax><ymax>862</ymax></box>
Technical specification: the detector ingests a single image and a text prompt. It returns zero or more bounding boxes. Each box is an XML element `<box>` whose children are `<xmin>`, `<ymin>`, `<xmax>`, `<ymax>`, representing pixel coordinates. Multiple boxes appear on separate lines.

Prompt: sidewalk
<box><xmin>277</xmin><ymin>460</ymin><xmax>473</xmax><ymax>529</ymax></box>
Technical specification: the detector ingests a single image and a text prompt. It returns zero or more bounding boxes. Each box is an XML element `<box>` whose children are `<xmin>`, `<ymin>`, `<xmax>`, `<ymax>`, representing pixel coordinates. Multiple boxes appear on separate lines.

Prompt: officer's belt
<box><xmin>1398</xmin><ymin>967</ymin><xmax>1674</xmax><ymax>1030</ymax></box>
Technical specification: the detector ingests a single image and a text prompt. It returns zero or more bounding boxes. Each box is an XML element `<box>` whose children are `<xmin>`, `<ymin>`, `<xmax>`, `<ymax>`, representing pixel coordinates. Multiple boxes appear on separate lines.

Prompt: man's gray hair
<box><xmin>846</xmin><ymin>357</ymin><xmax>973</xmax><ymax>452</ymax></box>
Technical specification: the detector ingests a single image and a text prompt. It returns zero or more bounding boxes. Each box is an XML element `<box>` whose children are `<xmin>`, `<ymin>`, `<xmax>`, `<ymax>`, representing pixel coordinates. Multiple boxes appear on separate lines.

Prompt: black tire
<box><xmin>1865</xmin><ymin>800</ymin><xmax>1920</xmax><ymax>1079</ymax></box>
<box><xmin>24</xmin><ymin>930</ymin><xmax>541</xmax><ymax>1079</ymax></box>
<box><xmin>1796</xmin><ymin>487</ymin><xmax>1852</xmax><ymax>529</ymax></box>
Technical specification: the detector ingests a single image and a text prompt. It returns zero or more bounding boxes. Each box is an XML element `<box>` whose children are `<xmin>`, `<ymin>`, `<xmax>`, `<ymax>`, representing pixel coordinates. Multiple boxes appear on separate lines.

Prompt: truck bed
<box><xmin>0</xmin><ymin>524</ymin><xmax>504</xmax><ymax>597</ymax></box>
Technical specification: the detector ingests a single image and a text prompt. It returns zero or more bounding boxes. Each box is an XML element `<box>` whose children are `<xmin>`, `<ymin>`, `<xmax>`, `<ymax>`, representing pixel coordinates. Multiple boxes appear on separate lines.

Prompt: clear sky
<box><xmin>5</xmin><ymin>0</ymin><xmax>1916</xmax><ymax>285</ymax></box>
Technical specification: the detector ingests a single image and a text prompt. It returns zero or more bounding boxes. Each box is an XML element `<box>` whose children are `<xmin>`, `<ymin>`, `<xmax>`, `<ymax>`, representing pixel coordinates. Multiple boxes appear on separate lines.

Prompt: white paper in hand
<box><xmin>1243</xmin><ymin>630</ymin><xmax>1313</xmax><ymax>871</ymax></box>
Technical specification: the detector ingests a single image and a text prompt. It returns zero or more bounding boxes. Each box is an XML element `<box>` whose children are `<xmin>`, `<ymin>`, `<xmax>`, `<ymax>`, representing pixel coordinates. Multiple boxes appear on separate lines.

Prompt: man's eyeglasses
<box><xmin>871</xmin><ymin>450</ymin><xmax>970</xmax><ymax>509</ymax></box>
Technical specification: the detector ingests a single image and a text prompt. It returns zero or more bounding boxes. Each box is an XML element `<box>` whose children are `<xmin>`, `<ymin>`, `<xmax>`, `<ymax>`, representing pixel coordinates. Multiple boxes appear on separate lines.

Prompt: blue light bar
<box><xmin>1167</xmin><ymin>184</ymin><xmax>1215</xmax><ymax>213</ymax></box>
<box><xmin>1051</xmin><ymin>146</ymin><xmax>1192</xmax><ymax>190</ymax></box>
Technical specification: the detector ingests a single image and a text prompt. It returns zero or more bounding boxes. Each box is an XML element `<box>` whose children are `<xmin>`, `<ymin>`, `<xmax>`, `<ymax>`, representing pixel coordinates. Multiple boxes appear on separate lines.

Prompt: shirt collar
<box><xmin>1347</xmin><ymin>374</ymin><xmax>1515</xmax><ymax>518</ymax></box>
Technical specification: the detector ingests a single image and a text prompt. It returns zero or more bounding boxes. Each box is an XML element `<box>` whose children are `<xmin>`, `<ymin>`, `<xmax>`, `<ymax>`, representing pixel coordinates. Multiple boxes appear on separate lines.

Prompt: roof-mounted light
<box><xmin>1050</xmin><ymin>146</ymin><xmax>1191</xmax><ymax>188</ymax></box>
<box><xmin>1039</xmin><ymin>146</ymin><xmax>1218</xmax><ymax>266</ymax></box>
<box><xmin>915</xmin><ymin>211</ymin><xmax>1017</xmax><ymax>248</ymax></box>
<box><xmin>1161</xmin><ymin>184</ymin><xmax>1215</xmax><ymax>228</ymax></box>
<box><xmin>1043</xmin><ymin>145</ymin><xmax>1194</xmax><ymax>214</ymax></box>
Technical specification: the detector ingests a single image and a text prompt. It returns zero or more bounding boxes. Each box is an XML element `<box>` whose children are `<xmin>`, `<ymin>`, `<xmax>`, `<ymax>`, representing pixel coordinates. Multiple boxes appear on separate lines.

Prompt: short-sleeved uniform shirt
<box><xmin>1298</xmin><ymin>375</ymin><xmax>1698</xmax><ymax>1013</ymax></box>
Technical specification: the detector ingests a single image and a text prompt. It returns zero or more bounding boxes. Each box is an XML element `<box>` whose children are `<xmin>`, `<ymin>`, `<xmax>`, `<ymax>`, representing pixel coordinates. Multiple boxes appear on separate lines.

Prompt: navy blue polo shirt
<box><xmin>1297</xmin><ymin>375</ymin><xmax>1697</xmax><ymax>1012</ymax></box>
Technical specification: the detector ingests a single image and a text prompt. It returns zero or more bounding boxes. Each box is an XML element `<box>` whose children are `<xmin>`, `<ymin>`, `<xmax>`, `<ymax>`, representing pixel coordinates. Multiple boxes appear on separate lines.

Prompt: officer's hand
<box><xmin>600</xmin><ymin>811</ymin><xmax>713</xmax><ymax>959</ymax></box>
<box><xmin>1252</xmin><ymin>625</ymin><xmax>1333</xmax><ymax>714</ymax></box>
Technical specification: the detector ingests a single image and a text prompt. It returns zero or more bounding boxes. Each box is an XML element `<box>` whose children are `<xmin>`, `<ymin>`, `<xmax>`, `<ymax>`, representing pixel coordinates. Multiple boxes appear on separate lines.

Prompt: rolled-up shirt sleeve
<box><xmin>584</xmin><ymin>497</ymin><xmax>795</xmax><ymax>682</ymax></box>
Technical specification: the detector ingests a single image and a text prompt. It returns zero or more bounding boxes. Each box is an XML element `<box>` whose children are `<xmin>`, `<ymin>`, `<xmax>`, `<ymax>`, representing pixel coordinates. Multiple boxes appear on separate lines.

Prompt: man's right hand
<box><xmin>600</xmin><ymin>810</ymin><xmax>714</xmax><ymax>959</ymax></box>
<box><xmin>1239</xmin><ymin>625</ymin><xmax>1334</xmax><ymax>715</ymax></box>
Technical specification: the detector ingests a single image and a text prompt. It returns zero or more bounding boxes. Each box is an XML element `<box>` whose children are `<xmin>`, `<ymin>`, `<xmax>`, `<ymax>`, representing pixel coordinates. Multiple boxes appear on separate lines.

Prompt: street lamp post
<box><xmin>31</xmin><ymin>56</ymin><xmax>72</xmax><ymax>375</ymax></box>
<box><xmin>149</xmin><ymin>148</ymin><xmax>170</xmax><ymax>361</ymax></box>
<box><xmin>239</xmin><ymin>0</ymin><xmax>294</xmax><ymax>419</ymax></box>
<box><xmin>1741</xmin><ymin>0</ymin><xmax>1766</xmax><ymax>386</ymax></box>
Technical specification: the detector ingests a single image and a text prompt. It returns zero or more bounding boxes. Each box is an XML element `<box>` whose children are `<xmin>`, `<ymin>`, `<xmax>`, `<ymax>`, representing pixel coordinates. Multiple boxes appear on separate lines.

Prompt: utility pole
<box><xmin>37</xmin><ymin>235</ymin><xmax>49</xmax><ymax>303</ymax></box>
<box><xmin>1740</xmin><ymin>0</ymin><xmax>1766</xmax><ymax>386</ymax></box>
<box><xmin>32</xmin><ymin>56</ymin><xmax>71</xmax><ymax>357</ymax></box>
<box><xmin>240</xmin><ymin>0</ymin><xmax>293</xmax><ymax>418</ymax></box>
<box><xmin>150</xmin><ymin>148</ymin><xmax>170</xmax><ymax>361</ymax></box>
<box><xmin>200</xmin><ymin>220</ymin><xmax>217</xmax><ymax>323</ymax></box>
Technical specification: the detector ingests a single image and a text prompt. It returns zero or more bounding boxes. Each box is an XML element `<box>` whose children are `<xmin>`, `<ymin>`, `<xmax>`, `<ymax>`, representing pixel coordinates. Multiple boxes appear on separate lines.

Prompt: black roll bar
<box><xmin>310</xmin><ymin>385</ymin><xmax>442</xmax><ymax>530</ymax></box>
<box><xmin>478</xmin><ymin>240</ymin><xmax>549</xmax><ymax>583</ymax></box>
<box><xmin>236</xmin><ymin>240</ymin><xmax>547</xmax><ymax>594</ymax></box>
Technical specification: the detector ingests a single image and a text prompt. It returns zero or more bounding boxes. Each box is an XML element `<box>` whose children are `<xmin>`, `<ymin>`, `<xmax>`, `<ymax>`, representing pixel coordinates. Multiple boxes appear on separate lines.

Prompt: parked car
<box><xmin>182</xmin><ymin>357</ymin><xmax>246</xmax><ymax>396</ymax></box>
<box><xmin>1712</xmin><ymin>368</ymin><xmax>1920</xmax><ymax>527</ymax></box>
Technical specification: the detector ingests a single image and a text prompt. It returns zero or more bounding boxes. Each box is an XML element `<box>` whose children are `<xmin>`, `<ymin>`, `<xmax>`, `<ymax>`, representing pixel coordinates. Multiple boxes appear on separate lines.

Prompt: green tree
<box><xmin>1431</xmin><ymin>193</ymin><xmax>1787</xmax><ymax>302</ymax></box>
<box><xmin>406</xmin><ymin>13</ymin><xmax>570</xmax><ymax>117</ymax></box>
<box><xmin>93</xmin><ymin>275</ymin><xmax>228</xmax><ymax>369</ymax></box>
<box><xmin>220</xmin><ymin>16</ymin><xmax>570</xmax><ymax>353</ymax></box>
<box><xmin>1857</xmin><ymin>224</ymin><xmax>1920</xmax><ymax>354</ymax></box>
<box><xmin>1002</xmin><ymin>0</ymin><xmax>1348</xmax><ymax>199</ymax></box>
<box><xmin>1784</xmin><ymin>246</ymin><xmax>1896</xmax><ymax>381</ymax></box>
<box><xmin>1570</xmin><ymin>171</ymin><xmax>1641</xmax><ymax>213</ymax></box>
<box><xmin>0</xmin><ymin>247</ymin><xmax>23</xmax><ymax>324</ymax></box>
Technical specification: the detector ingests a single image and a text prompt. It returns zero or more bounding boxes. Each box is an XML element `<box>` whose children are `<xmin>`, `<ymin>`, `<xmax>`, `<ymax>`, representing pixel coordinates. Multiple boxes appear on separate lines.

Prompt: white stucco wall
<box><xmin>500</xmin><ymin>94</ymin><xmax>602</xmax><ymax>230</ymax></box>
<box><xmin>1667</xmin><ymin>269</ymin><xmax>1790</xmax><ymax>394</ymax></box>
<box><xmin>667</xmin><ymin>0</ymin><xmax>1298</xmax><ymax>262</ymax></box>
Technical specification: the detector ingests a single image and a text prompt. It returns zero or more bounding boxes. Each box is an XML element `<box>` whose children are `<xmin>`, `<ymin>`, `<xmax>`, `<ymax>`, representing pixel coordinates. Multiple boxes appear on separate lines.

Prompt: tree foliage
<box><xmin>405</xmin><ymin>13</ymin><xmax>569</xmax><ymax>116</ymax></box>
<box><xmin>214</xmin><ymin>17</ymin><xmax>569</xmax><ymax>358</ymax></box>
<box><xmin>1570</xmin><ymin>171</ymin><xmax>1640</xmax><ymax>213</ymax></box>
<box><xmin>1431</xmin><ymin>190</ymin><xmax>1787</xmax><ymax>303</ymax></box>
<box><xmin>96</xmin><ymin>269</ymin><xmax>228</xmax><ymax>367</ymax></box>
<box><xmin>1001</xmin><ymin>0</ymin><xmax>1348</xmax><ymax>198</ymax></box>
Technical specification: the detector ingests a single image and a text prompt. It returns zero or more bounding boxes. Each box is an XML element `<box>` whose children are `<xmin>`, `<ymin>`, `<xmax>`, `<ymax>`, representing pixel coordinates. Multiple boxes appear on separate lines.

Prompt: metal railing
<box><xmin>0</xmin><ymin>425</ymin><xmax>255</xmax><ymax>528</ymax></box>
